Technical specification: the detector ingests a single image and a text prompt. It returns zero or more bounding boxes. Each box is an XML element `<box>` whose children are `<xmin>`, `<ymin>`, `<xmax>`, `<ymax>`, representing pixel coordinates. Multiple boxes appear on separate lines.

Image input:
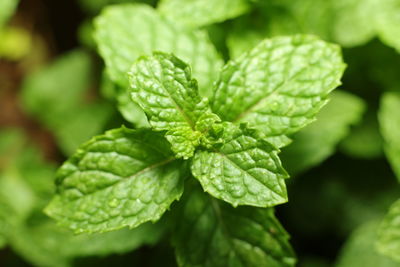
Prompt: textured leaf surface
<box><xmin>377</xmin><ymin>199</ymin><xmax>400</xmax><ymax>263</ymax></box>
<box><xmin>129</xmin><ymin>52</ymin><xmax>214</xmax><ymax>158</ymax></box>
<box><xmin>379</xmin><ymin>92</ymin><xmax>400</xmax><ymax>181</ymax></box>
<box><xmin>191</xmin><ymin>123</ymin><xmax>288</xmax><ymax>207</ymax></box>
<box><xmin>173</xmin><ymin>185</ymin><xmax>296</xmax><ymax>267</ymax></box>
<box><xmin>21</xmin><ymin>50</ymin><xmax>113</xmax><ymax>155</ymax></box>
<box><xmin>158</xmin><ymin>0</ymin><xmax>249</xmax><ymax>29</ymax></box>
<box><xmin>281</xmin><ymin>90</ymin><xmax>365</xmax><ymax>175</ymax></box>
<box><xmin>336</xmin><ymin>221</ymin><xmax>399</xmax><ymax>267</ymax></box>
<box><xmin>45</xmin><ymin>127</ymin><xmax>186</xmax><ymax>233</ymax></box>
<box><xmin>0</xmin><ymin>128</ymin><xmax>167</xmax><ymax>265</ymax></box>
<box><xmin>212</xmin><ymin>35</ymin><xmax>345</xmax><ymax>148</ymax></box>
<box><xmin>94</xmin><ymin>4</ymin><xmax>223</xmax><ymax>97</ymax></box>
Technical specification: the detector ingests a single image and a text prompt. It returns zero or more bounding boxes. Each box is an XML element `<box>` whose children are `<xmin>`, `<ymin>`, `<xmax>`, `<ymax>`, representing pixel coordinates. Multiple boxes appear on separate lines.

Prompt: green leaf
<box><xmin>100</xmin><ymin>71</ymin><xmax>149</xmax><ymax>127</ymax></box>
<box><xmin>94</xmin><ymin>3</ymin><xmax>223</xmax><ymax>98</ymax></box>
<box><xmin>336</xmin><ymin>221</ymin><xmax>399</xmax><ymax>267</ymax></box>
<box><xmin>45</xmin><ymin>127</ymin><xmax>186</xmax><ymax>233</ymax></box>
<box><xmin>129</xmin><ymin>52</ymin><xmax>216</xmax><ymax>158</ymax></box>
<box><xmin>173</xmin><ymin>185</ymin><xmax>296</xmax><ymax>267</ymax></box>
<box><xmin>191</xmin><ymin>122</ymin><xmax>288</xmax><ymax>207</ymax></box>
<box><xmin>375</xmin><ymin>0</ymin><xmax>400</xmax><ymax>53</ymax></box>
<box><xmin>280</xmin><ymin>90</ymin><xmax>366</xmax><ymax>175</ymax></box>
<box><xmin>0</xmin><ymin>128</ymin><xmax>168</xmax><ymax>265</ymax></box>
<box><xmin>379</xmin><ymin>92</ymin><xmax>400</xmax><ymax>181</ymax></box>
<box><xmin>158</xmin><ymin>0</ymin><xmax>250</xmax><ymax>29</ymax></box>
<box><xmin>21</xmin><ymin>50</ymin><xmax>113</xmax><ymax>155</ymax></box>
<box><xmin>211</xmin><ymin>35</ymin><xmax>346</xmax><ymax>148</ymax></box>
<box><xmin>377</xmin><ymin>199</ymin><xmax>400</xmax><ymax>263</ymax></box>
<box><xmin>331</xmin><ymin>0</ymin><xmax>376</xmax><ymax>47</ymax></box>
<box><xmin>0</xmin><ymin>0</ymin><xmax>18</xmax><ymax>28</ymax></box>
<box><xmin>340</xmin><ymin>111</ymin><xmax>384</xmax><ymax>159</ymax></box>
<box><xmin>8</xmin><ymin>217</ymin><xmax>165</xmax><ymax>267</ymax></box>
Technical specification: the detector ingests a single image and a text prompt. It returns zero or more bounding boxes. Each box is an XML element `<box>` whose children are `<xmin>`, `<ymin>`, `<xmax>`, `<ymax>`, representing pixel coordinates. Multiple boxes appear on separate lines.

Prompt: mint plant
<box><xmin>2</xmin><ymin>0</ymin><xmax>400</xmax><ymax>266</ymax></box>
<box><xmin>44</xmin><ymin>30</ymin><xmax>345</xmax><ymax>264</ymax></box>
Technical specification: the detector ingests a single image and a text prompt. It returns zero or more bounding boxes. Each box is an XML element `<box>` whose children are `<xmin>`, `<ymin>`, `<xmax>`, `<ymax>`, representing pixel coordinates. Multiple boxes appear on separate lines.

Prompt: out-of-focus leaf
<box><xmin>78</xmin><ymin>0</ymin><xmax>156</xmax><ymax>14</ymax></box>
<box><xmin>281</xmin><ymin>90</ymin><xmax>366</xmax><ymax>175</ymax></box>
<box><xmin>335</xmin><ymin>221</ymin><xmax>399</xmax><ymax>267</ymax></box>
<box><xmin>94</xmin><ymin>3</ymin><xmax>223</xmax><ymax>98</ymax></box>
<box><xmin>0</xmin><ymin>27</ymin><xmax>31</xmax><ymax>60</ymax></box>
<box><xmin>0</xmin><ymin>0</ymin><xmax>18</xmax><ymax>28</ymax></box>
<box><xmin>158</xmin><ymin>0</ymin><xmax>249</xmax><ymax>29</ymax></box>
<box><xmin>340</xmin><ymin>111</ymin><xmax>383</xmax><ymax>159</ymax></box>
<box><xmin>377</xmin><ymin>199</ymin><xmax>400</xmax><ymax>263</ymax></box>
<box><xmin>379</xmin><ymin>92</ymin><xmax>400</xmax><ymax>181</ymax></box>
<box><xmin>21</xmin><ymin>50</ymin><xmax>113</xmax><ymax>155</ymax></box>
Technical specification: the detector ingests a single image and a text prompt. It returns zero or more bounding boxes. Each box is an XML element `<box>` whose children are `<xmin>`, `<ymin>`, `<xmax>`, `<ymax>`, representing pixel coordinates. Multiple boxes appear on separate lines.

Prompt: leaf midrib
<box><xmin>64</xmin><ymin>157</ymin><xmax>176</xmax><ymax>201</ymax></box>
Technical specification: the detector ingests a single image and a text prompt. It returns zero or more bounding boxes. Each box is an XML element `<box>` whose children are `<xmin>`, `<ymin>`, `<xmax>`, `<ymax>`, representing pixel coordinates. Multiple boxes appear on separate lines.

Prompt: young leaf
<box><xmin>158</xmin><ymin>0</ymin><xmax>250</xmax><ymax>29</ymax></box>
<box><xmin>173</xmin><ymin>185</ymin><xmax>296</xmax><ymax>267</ymax></box>
<box><xmin>379</xmin><ymin>92</ymin><xmax>400</xmax><ymax>181</ymax></box>
<box><xmin>377</xmin><ymin>199</ymin><xmax>400</xmax><ymax>263</ymax></box>
<box><xmin>211</xmin><ymin>35</ymin><xmax>345</xmax><ymax>148</ymax></box>
<box><xmin>191</xmin><ymin>123</ymin><xmax>288</xmax><ymax>207</ymax></box>
<box><xmin>45</xmin><ymin>127</ymin><xmax>187</xmax><ymax>233</ymax></box>
<box><xmin>94</xmin><ymin>3</ymin><xmax>223</xmax><ymax>97</ymax></box>
<box><xmin>280</xmin><ymin>90</ymin><xmax>365</xmax><ymax>175</ymax></box>
<box><xmin>129</xmin><ymin>52</ymin><xmax>215</xmax><ymax>158</ymax></box>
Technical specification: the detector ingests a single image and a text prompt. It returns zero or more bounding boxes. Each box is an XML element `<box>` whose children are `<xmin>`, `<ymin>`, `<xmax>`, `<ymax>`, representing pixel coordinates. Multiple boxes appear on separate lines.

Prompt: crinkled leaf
<box><xmin>212</xmin><ymin>35</ymin><xmax>345</xmax><ymax>148</ymax></box>
<box><xmin>379</xmin><ymin>92</ymin><xmax>400</xmax><ymax>181</ymax></box>
<box><xmin>21</xmin><ymin>50</ymin><xmax>113</xmax><ymax>155</ymax></box>
<box><xmin>336</xmin><ymin>221</ymin><xmax>399</xmax><ymax>267</ymax></box>
<box><xmin>129</xmin><ymin>52</ymin><xmax>215</xmax><ymax>158</ymax></box>
<box><xmin>158</xmin><ymin>0</ymin><xmax>249</xmax><ymax>29</ymax></box>
<box><xmin>45</xmin><ymin>127</ymin><xmax>186</xmax><ymax>233</ymax></box>
<box><xmin>281</xmin><ymin>90</ymin><xmax>365</xmax><ymax>175</ymax></box>
<box><xmin>173</xmin><ymin>185</ymin><xmax>296</xmax><ymax>267</ymax></box>
<box><xmin>94</xmin><ymin>3</ymin><xmax>223</xmax><ymax>98</ymax></box>
<box><xmin>0</xmin><ymin>128</ymin><xmax>166</xmax><ymax>265</ymax></box>
<box><xmin>377</xmin><ymin>199</ymin><xmax>400</xmax><ymax>263</ymax></box>
<box><xmin>191</xmin><ymin>123</ymin><xmax>288</xmax><ymax>207</ymax></box>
